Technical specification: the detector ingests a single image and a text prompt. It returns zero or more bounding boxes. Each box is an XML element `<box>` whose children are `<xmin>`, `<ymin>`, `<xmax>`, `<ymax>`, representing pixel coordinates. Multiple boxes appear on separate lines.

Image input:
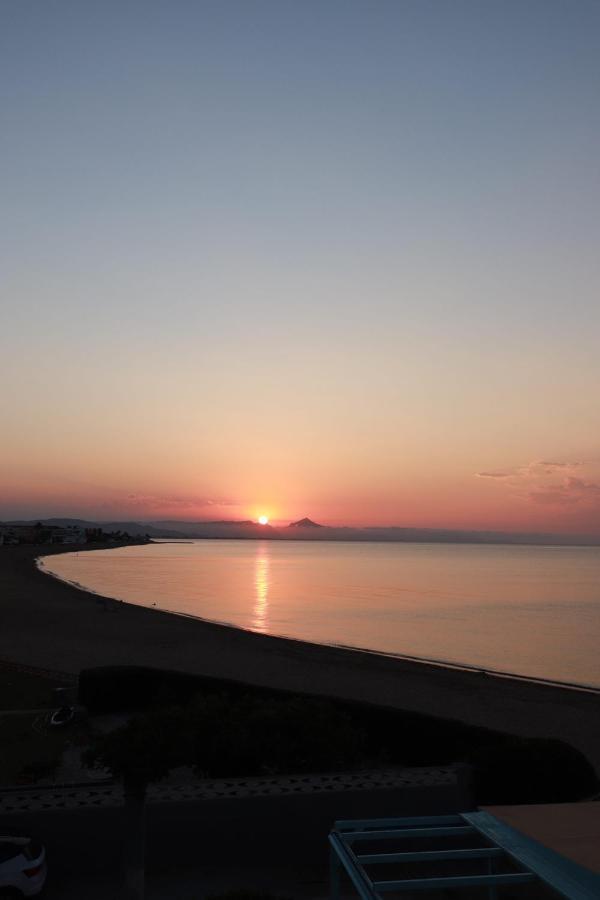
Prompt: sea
<box><xmin>39</xmin><ymin>539</ymin><xmax>600</xmax><ymax>689</ymax></box>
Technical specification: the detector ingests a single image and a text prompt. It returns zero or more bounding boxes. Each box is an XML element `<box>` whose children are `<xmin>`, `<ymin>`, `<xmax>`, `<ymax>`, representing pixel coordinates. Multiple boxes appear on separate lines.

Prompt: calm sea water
<box><xmin>40</xmin><ymin>540</ymin><xmax>600</xmax><ymax>688</ymax></box>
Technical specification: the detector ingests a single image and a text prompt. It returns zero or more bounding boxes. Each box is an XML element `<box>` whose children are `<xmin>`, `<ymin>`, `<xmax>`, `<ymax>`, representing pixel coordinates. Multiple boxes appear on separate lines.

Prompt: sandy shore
<box><xmin>1</xmin><ymin>542</ymin><xmax>599</xmax><ymax>773</ymax></box>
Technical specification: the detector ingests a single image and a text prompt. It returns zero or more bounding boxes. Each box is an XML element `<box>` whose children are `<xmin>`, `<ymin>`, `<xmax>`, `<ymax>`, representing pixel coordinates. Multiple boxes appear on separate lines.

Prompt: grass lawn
<box><xmin>0</xmin><ymin>665</ymin><xmax>75</xmax><ymax>710</ymax></box>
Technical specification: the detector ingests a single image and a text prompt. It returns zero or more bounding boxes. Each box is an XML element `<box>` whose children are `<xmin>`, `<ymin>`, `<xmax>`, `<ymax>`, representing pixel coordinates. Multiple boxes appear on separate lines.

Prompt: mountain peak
<box><xmin>288</xmin><ymin>517</ymin><xmax>322</xmax><ymax>528</ymax></box>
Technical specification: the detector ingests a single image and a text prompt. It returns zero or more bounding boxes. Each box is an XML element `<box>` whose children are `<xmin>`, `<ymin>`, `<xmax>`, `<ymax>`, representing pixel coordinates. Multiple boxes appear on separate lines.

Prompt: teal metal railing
<box><xmin>330</xmin><ymin>811</ymin><xmax>600</xmax><ymax>899</ymax></box>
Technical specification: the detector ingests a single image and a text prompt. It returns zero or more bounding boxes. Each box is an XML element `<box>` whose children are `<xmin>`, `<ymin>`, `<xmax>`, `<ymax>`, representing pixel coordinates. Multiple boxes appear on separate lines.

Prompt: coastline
<box><xmin>37</xmin><ymin>549</ymin><xmax>600</xmax><ymax>697</ymax></box>
<box><xmin>2</xmin><ymin>542</ymin><xmax>600</xmax><ymax>773</ymax></box>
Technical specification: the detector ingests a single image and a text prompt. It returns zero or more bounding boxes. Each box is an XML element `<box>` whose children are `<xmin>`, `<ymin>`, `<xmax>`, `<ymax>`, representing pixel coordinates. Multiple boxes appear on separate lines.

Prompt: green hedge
<box><xmin>78</xmin><ymin>665</ymin><xmax>599</xmax><ymax>803</ymax></box>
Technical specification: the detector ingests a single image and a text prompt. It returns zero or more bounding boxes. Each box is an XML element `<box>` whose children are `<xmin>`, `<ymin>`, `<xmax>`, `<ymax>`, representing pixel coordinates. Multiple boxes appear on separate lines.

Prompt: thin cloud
<box><xmin>476</xmin><ymin>458</ymin><xmax>599</xmax><ymax>507</ymax></box>
<box><xmin>529</xmin><ymin>478</ymin><xmax>600</xmax><ymax>505</ymax></box>
<box><xmin>539</xmin><ymin>460</ymin><xmax>581</xmax><ymax>469</ymax></box>
<box><xmin>125</xmin><ymin>493</ymin><xmax>235</xmax><ymax>510</ymax></box>
<box><xmin>517</xmin><ymin>460</ymin><xmax>582</xmax><ymax>478</ymax></box>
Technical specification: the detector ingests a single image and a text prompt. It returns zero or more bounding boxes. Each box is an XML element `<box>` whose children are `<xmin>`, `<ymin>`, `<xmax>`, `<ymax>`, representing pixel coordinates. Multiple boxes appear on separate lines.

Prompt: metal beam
<box><xmin>335</xmin><ymin>815</ymin><xmax>464</xmax><ymax>831</ymax></box>
<box><xmin>342</xmin><ymin>825</ymin><xmax>476</xmax><ymax>843</ymax></box>
<box><xmin>373</xmin><ymin>872</ymin><xmax>537</xmax><ymax>891</ymax></box>
<box><xmin>328</xmin><ymin>833</ymin><xmax>378</xmax><ymax>900</ymax></box>
<box><xmin>357</xmin><ymin>847</ymin><xmax>505</xmax><ymax>865</ymax></box>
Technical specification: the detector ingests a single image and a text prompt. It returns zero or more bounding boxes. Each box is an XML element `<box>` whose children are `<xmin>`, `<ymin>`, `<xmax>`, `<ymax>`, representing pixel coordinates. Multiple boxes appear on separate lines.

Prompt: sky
<box><xmin>2</xmin><ymin>1</ymin><xmax>600</xmax><ymax>533</ymax></box>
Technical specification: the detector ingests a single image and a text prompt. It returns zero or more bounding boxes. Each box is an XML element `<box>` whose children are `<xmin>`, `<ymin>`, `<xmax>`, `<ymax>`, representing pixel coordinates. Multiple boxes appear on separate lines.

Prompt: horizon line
<box><xmin>3</xmin><ymin>515</ymin><xmax>600</xmax><ymax>542</ymax></box>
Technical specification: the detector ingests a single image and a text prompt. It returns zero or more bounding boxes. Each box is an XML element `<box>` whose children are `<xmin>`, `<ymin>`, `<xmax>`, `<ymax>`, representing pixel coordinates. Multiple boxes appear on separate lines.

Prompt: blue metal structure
<box><xmin>330</xmin><ymin>811</ymin><xmax>600</xmax><ymax>899</ymax></box>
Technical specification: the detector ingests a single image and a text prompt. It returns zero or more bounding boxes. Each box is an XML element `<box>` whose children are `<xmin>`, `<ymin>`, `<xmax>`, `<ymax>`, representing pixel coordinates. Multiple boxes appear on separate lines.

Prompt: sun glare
<box><xmin>258</xmin><ymin>515</ymin><xmax>269</xmax><ymax>525</ymax></box>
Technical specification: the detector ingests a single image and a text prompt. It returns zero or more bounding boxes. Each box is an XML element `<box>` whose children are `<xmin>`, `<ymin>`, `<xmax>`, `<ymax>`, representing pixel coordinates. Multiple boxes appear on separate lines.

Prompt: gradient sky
<box><xmin>2</xmin><ymin>1</ymin><xmax>600</xmax><ymax>532</ymax></box>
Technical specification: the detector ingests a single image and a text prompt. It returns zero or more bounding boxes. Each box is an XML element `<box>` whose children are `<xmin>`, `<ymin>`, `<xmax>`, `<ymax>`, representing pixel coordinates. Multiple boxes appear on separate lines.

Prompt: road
<box><xmin>1</xmin><ymin>782</ymin><xmax>463</xmax><ymax>898</ymax></box>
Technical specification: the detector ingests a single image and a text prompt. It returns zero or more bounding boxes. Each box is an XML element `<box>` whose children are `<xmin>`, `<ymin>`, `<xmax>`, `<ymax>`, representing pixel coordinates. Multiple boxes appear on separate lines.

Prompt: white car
<box><xmin>0</xmin><ymin>837</ymin><xmax>46</xmax><ymax>897</ymax></box>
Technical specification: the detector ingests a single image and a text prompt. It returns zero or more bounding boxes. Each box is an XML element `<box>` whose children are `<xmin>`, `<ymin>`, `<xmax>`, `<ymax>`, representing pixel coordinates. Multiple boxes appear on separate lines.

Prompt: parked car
<box><xmin>0</xmin><ymin>837</ymin><xmax>46</xmax><ymax>897</ymax></box>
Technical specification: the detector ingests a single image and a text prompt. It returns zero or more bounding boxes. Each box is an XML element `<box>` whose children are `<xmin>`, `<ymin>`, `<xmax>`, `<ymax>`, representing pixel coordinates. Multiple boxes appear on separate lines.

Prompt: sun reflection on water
<box><xmin>252</xmin><ymin>544</ymin><xmax>270</xmax><ymax>633</ymax></box>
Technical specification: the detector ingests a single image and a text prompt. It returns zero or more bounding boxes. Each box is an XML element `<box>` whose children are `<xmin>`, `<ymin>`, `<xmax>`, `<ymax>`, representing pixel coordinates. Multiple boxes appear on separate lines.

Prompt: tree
<box><xmin>83</xmin><ymin>690</ymin><xmax>366</xmax><ymax>897</ymax></box>
<box><xmin>84</xmin><ymin>709</ymin><xmax>186</xmax><ymax>900</ymax></box>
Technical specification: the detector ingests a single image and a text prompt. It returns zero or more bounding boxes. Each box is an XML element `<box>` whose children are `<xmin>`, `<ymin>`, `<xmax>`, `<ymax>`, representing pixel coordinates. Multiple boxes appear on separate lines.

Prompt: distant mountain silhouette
<box><xmin>149</xmin><ymin>519</ymin><xmax>268</xmax><ymax>539</ymax></box>
<box><xmin>288</xmin><ymin>517</ymin><xmax>322</xmax><ymax>528</ymax></box>
<box><xmin>152</xmin><ymin>519</ymin><xmax>254</xmax><ymax>529</ymax></box>
<box><xmin>4</xmin><ymin>517</ymin><xmax>599</xmax><ymax>546</ymax></box>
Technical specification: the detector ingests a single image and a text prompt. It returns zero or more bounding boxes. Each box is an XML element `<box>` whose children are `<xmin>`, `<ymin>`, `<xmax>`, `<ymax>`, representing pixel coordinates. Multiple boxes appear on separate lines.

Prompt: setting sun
<box><xmin>258</xmin><ymin>515</ymin><xmax>269</xmax><ymax>525</ymax></box>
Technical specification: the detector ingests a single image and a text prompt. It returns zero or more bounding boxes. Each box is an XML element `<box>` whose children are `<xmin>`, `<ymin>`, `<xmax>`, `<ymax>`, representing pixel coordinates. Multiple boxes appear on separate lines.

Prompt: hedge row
<box><xmin>78</xmin><ymin>666</ymin><xmax>598</xmax><ymax>804</ymax></box>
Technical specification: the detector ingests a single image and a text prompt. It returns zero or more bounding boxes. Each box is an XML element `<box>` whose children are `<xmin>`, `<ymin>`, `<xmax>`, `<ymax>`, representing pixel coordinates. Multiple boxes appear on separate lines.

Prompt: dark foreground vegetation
<box><xmin>81</xmin><ymin>666</ymin><xmax>598</xmax><ymax>806</ymax></box>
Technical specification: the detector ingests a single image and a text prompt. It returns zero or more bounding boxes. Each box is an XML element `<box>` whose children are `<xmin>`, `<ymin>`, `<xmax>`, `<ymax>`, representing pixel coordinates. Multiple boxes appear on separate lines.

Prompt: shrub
<box><xmin>185</xmin><ymin>693</ymin><xmax>366</xmax><ymax>777</ymax></box>
<box><xmin>469</xmin><ymin>737</ymin><xmax>599</xmax><ymax>804</ymax></box>
<box><xmin>78</xmin><ymin>666</ymin><xmax>599</xmax><ymax>804</ymax></box>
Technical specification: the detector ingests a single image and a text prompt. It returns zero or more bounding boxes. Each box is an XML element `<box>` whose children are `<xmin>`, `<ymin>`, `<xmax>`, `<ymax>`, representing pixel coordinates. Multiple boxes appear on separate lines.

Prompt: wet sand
<box><xmin>1</xmin><ymin>543</ymin><xmax>599</xmax><ymax>773</ymax></box>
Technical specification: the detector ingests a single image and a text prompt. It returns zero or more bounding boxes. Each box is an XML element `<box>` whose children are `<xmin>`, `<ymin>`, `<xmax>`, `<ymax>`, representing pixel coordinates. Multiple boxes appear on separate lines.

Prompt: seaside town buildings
<box><xmin>0</xmin><ymin>524</ymin><xmax>85</xmax><ymax>545</ymax></box>
<box><xmin>0</xmin><ymin>523</ymin><xmax>139</xmax><ymax>545</ymax></box>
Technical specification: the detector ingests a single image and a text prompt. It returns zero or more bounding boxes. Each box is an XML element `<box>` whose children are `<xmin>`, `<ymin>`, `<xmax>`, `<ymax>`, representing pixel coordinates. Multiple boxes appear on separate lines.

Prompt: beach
<box><xmin>2</xmin><ymin>542</ymin><xmax>599</xmax><ymax>774</ymax></box>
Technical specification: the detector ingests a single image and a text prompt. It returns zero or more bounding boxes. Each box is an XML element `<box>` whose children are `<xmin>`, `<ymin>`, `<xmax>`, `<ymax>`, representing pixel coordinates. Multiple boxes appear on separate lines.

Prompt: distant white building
<box><xmin>51</xmin><ymin>527</ymin><xmax>84</xmax><ymax>544</ymax></box>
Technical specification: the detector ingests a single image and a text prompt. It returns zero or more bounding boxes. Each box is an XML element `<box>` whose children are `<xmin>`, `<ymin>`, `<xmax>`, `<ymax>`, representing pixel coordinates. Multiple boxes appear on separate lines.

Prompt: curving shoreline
<box><xmin>2</xmin><ymin>542</ymin><xmax>600</xmax><ymax>773</ymax></box>
<box><xmin>36</xmin><ymin>549</ymin><xmax>600</xmax><ymax>697</ymax></box>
